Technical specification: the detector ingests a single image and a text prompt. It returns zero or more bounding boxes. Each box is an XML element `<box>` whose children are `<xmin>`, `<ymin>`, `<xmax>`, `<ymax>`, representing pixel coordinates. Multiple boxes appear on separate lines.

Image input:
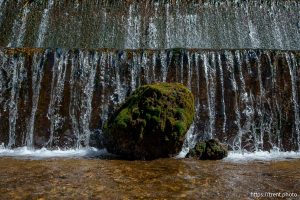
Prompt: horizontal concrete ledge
<box><xmin>1</xmin><ymin>47</ymin><xmax>300</xmax><ymax>56</ymax></box>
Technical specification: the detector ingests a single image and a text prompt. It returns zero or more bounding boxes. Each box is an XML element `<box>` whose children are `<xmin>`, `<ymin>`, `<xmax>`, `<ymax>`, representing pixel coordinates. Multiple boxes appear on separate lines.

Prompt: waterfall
<box><xmin>0</xmin><ymin>0</ymin><xmax>7</xmax><ymax>28</ymax></box>
<box><xmin>35</xmin><ymin>0</ymin><xmax>54</xmax><ymax>47</ymax></box>
<box><xmin>7</xmin><ymin>5</ymin><xmax>30</xmax><ymax>47</ymax></box>
<box><xmin>0</xmin><ymin>0</ymin><xmax>299</xmax><ymax>153</ymax></box>
<box><xmin>0</xmin><ymin>48</ymin><xmax>299</xmax><ymax>151</ymax></box>
<box><xmin>203</xmin><ymin>53</ymin><xmax>216</xmax><ymax>139</ymax></box>
<box><xmin>0</xmin><ymin>0</ymin><xmax>299</xmax><ymax>49</ymax></box>
<box><xmin>26</xmin><ymin>52</ymin><xmax>46</xmax><ymax>148</ymax></box>
<box><xmin>125</xmin><ymin>5</ymin><xmax>141</xmax><ymax>49</ymax></box>
<box><xmin>217</xmin><ymin>53</ymin><xmax>227</xmax><ymax>135</ymax></box>
<box><xmin>7</xmin><ymin>57</ymin><xmax>24</xmax><ymax>148</ymax></box>
<box><xmin>286</xmin><ymin>53</ymin><xmax>300</xmax><ymax>151</ymax></box>
<box><xmin>47</xmin><ymin>50</ymin><xmax>68</xmax><ymax>148</ymax></box>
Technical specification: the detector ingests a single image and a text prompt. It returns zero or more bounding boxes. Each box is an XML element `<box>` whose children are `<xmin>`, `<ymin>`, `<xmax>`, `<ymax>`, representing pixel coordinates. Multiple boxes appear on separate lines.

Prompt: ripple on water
<box><xmin>0</xmin><ymin>149</ymin><xmax>299</xmax><ymax>199</ymax></box>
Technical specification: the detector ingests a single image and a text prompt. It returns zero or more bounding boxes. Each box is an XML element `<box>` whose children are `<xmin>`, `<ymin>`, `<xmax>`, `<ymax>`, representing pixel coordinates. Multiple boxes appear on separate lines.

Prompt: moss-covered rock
<box><xmin>186</xmin><ymin>139</ymin><xmax>228</xmax><ymax>160</ymax></box>
<box><xmin>103</xmin><ymin>82</ymin><xmax>195</xmax><ymax>160</ymax></box>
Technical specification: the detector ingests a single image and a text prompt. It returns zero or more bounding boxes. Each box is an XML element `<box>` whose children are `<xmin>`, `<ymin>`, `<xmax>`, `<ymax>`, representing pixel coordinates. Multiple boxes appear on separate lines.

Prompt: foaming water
<box><xmin>1</xmin><ymin>143</ymin><xmax>299</xmax><ymax>162</ymax></box>
<box><xmin>225</xmin><ymin>150</ymin><xmax>300</xmax><ymax>162</ymax></box>
<box><xmin>0</xmin><ymin>145</ymin><xmax>107</xmax><ymax>159</ymax></box>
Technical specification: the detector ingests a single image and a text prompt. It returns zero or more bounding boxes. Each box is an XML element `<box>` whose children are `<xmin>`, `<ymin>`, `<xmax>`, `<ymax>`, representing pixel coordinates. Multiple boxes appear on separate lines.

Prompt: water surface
<box><xmin>0</xmin><ymin>156</ymin><xmax>299</xmax><ymax>199</ymax></box>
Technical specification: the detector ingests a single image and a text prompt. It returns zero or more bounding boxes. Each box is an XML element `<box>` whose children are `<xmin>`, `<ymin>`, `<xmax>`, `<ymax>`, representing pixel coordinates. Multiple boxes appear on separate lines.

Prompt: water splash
<box><xmin>0</xmin><ymin>146</ymin><xmax>107</xmax><ymax>159</ymax></box>
<box><xmin>225</xmin><ymin>149</ymin><xmax>300</xmax><ymax>162</ymax></box>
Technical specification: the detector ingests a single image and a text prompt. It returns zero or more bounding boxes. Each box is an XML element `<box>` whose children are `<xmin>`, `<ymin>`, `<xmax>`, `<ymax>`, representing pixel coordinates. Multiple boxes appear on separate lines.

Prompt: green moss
<box><xmin>151</xmin><ymin>115</ymin><xmax>160</xmax><ymax>124</ymax></box>
<box><xmin>132</xmin><ymin>107</ymin><xmax>140</xmax><ymax>119</ymax></box>
<box><xmin>195</xmin><ymin>142</ymin><xmax>206</xmax><ymax>154</ymax></box>
<box><xmin>186</xmin><ymin>139</ymin><xmax>228</xmax><ymax>160</ymax></box>
<box><xmin>175</xmin><ymin>121</ymin><xmax>186</xmax><ymax>136</ymax></box>
<box><xmin>175</xmin><ymin>108</ymin><xmax>185</xmax><ymax>120</ymax></box>
<box><xmin>115</xmin><ymin>108</ymin><xmax>131</xmax><ymax>129</ymax></box>
<box><xmin>145</xmin><ymin>106</ymin><xmax>161</xmax><ymax>117</ymax></box>
<box><xmin>186</xmin><ymin>142</ymin><xmax>206</xmax><ymax>158</ymax></box>
<box><xmin>205</xmin><ymin>139</ymin><xmax>228</xmax><ymax>159</ymax></box>
<box><xmin>104</xmin><ymin>82</ymin><xmax>195</xmax><ymax>160</ymax></box>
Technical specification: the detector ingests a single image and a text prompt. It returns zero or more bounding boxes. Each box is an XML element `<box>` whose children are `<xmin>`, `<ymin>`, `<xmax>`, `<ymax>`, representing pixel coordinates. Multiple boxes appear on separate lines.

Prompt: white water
<box><xmin>8</xmin><ymin>5</ymin><xmax>30</xmax><ymax>47</ymax></box>
<box><xmin>0</xmin><ymin>144</ymin><xmax>107</xmax><ymax>159</ymax></box>
<box><xmin>35</xmin><ymin>0</ymin><xmax>54</xmax><ymax>47</ymax></box>
<box><xmin>203</xmin><ymin>53</ymin><xmax>216</xmax><ymax>139</ymax></box>
<box><xmin>124</xmin><ymin>5</ymin><xmax>141</xmax><ymax>49</ymax></box>
<box><xmin>26</xmin><ymin>53</ymin><xmax>46</xmax><ymax>148</ymax></box>
<box><xmin>0</xmin><ymin>0</ymin><xmax>7</xmax><ymax>27</ymax></box>
<box><xmin>2</xmin><ymin>0</ymin><xmax>300</xmax><ymax>49</ymax></box>
<box><xmin>287</xmin><ymin>52</ymin><xmax>300</xmax><ymax>151</ymax></box>
<box><xmin>225</xmin><ymin>150</ymin><xmax>300</xmax><ymax>162</ymax></box>
<box><xmin>47</xmin><ymin>50</ymin><xmax>68</xmax><ymax>147</ymax></box>
<box><xmin>2</xmin><ymin>143</ymin><xmax>299</xmax><ymax>162</ymax></box>
<box><xmin>0</xmin><ymin>49</ymin><xmax>299</xmax><ymax>152</ymax></box>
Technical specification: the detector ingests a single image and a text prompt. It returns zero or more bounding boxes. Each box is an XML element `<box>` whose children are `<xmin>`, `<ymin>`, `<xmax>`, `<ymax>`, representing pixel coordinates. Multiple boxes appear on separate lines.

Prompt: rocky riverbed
<box><xmin>0</xmin><ymin>156</ymin><xmax>299</xmax><ymax>199</ymax></box>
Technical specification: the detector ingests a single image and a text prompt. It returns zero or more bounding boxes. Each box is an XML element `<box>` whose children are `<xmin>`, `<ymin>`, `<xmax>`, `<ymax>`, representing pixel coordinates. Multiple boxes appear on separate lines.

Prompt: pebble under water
<box><xmin>0</xmin><ymin>156</ymin><xmax>299</xmax><ymax>199</ymax></box>
<box><xmin>0</xmin><ymin>0</ymin><xmax>300</xmax><ymax>198</ymax></box>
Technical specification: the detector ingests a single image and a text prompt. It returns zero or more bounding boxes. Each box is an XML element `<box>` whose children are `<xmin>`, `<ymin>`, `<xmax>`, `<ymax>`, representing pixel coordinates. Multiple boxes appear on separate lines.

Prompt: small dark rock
<box><xmin>186</xmin><ymin>139</ymin><xmax>228</xmax><ymax>160</ymax></box>
<box><xmin>89</xmin><ymin>130</ymin><xmax>105</xmax><ymax>149</ymax></box>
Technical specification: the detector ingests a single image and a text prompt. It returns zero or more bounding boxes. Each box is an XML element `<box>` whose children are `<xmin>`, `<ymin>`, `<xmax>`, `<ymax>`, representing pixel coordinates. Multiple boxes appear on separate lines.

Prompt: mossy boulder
<box><xmin>103</xmin><ymin>82</ymin><xmax>195</xmax><ymax>160</ymax></box>
<box><xmin>186</xmin><ymin>139</ymin><xmax>228</xmax><ymax>160</ymax></box>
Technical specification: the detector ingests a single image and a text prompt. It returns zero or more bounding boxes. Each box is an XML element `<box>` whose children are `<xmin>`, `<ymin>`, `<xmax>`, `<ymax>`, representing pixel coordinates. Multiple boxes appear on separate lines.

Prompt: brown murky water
<box><xmin>0</xmin><ymin>158</ymin><xmax>299</xmax><ymax>199</ymax></box>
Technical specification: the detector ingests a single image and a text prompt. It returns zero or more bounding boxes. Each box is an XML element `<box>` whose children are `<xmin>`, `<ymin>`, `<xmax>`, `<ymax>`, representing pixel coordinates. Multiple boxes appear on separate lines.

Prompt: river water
<box><xmin>0</xmin><ymin>151</ymin><xmax>299</xmax><ymax>199</ymax></box>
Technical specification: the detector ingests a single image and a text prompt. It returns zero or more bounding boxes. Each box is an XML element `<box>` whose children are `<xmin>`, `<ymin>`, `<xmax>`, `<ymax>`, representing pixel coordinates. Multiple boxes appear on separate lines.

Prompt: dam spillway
<box><xmin>0</xmin><ymin>48</ymin><xmax>299</xmax><ymax>151</ymax></box>
<box><xmin>0</xmin><ymin>0</ymin><xmax>299</xmax><ymax>152</ymax></box>
<box><xmin>0</xmin><ymin>0</ymin><xmax>299</xmax><ymax>50</ymax></box>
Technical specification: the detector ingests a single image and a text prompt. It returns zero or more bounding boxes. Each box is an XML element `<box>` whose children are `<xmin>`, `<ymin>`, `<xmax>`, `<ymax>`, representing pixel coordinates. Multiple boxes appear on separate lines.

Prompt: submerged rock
<box><xmin>186</xmin><ymin>139</ymin><xmax>228</xmax><ymax>160</ymax></box>
<box><xmin>103</xmin><ymin>82</ymin><xmax>195</xmax><ymax>160</ymax></box>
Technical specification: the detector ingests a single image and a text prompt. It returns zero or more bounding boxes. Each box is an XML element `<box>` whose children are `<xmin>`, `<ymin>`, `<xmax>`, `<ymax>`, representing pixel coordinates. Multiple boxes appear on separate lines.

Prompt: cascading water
<box><xmin>7</xmin><ymin>3</ymin><xmax>30</xmax><ymax>47</ymax></box>
<box><xmin>26</xmin><ymin>51</ymin><xmax>46</xmax><ymax>148</ymax></box>
<box><xmin>0</xmin><ymin>0</ymin><xmax>299</xmax><ymax>154</ymax></box>
<box><xmin>0</xmin><ymin>48</ymin><xmax>299</xmax><ymax>152</ymax></box>
<box><xmin>0</xmin><ymin>0</ymin><xmax>7</xmax><ymax>28</ymax></box>
<box><xmin>0</xmin><ymin>0</ymin><xmax>299</xmax><ymax>49</ymax></box>
<box><xmin>35</xmin><ymin>0</ymin><xmax>54</xmax><ymax>47</ymax></box>
<box><xmin>1</xmin><ymin>1</ymin><xmax>300</xmax><ymax>199</ymax></box>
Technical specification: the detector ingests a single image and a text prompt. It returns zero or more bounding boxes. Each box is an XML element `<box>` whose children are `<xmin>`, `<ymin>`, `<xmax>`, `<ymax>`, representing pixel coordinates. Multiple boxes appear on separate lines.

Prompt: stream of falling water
<box><xmin>26</xmin><ymin>52</ymin><xmax>46</xmax><ymax>148</ymax></box>
<box><xmin>286</xmin><ymin>52</ymin><xmax>300</xmax><ymax>151</ymax></box>
<box><xmin>235</xmin><ymin>51</ymin><xmax>254</xmax><ymax>151</ymax></box>
<box><xmin>1</xmin><ymin>0</ymin><xmax>299</xmax><ymax>49</ymax></box>
<box><xmin>7</xmin><ymin>3</ymin><xmax>30</xmax><ymax>47</ymax></box>
<box><xmin>35</xmin><ymin>0</ymin><xmax>54</xmax><ymax>47</ymax></box>
<box><xmin>0</xmin><ymin>0</ymin><xmax>7</xmax><ymax>28</ymax></box>
<box><xmin>203</xmin><ymin>53</ymin><xmax>216</xmax><ymax>139</ymax></box>
<box><xmin>0</xmin><ymin>48</ymin><xmax>299</xmax><ymax>152</ymax></box>
<box><xmin>217</xmin><ymin>53</ymin><xmax>227</xmax><ymax>135</ymax></box>
<box><xmin>47</xmin><ymin>50</ymin><xmax>68</xmax><ymax>147</ymax></box>
<box><xmin>7</xmin><ymin>57</ymin><xmax>25</xmax><ymax>148</ymax></box>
